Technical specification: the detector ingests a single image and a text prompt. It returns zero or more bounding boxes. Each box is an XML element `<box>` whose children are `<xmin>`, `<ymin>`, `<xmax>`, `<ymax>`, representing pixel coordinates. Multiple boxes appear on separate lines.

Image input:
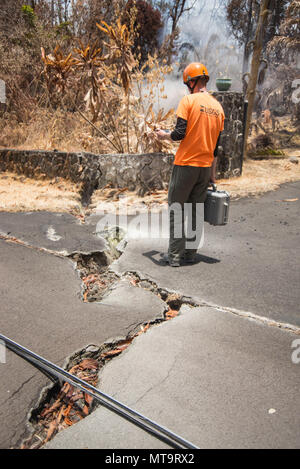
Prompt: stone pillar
<box><xmin>212</xmin><ymin>91</ymin><xmax>245</xmax><ymax>178</ymax></box>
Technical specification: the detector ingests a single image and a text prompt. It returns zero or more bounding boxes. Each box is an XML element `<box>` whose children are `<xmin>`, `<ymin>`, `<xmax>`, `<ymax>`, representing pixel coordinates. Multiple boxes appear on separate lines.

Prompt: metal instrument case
<box><xmin>204</xmin><ymin>185</ymin><xmax>230</xmax><ymax>226</ymax></box>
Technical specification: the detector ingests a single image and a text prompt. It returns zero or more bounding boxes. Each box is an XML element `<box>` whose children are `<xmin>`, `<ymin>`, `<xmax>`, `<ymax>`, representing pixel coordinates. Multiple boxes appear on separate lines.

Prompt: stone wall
<box><xmin>98</xmin><ymin>153</ymin><xmax>173</xmax><ymax>194</ymax></box>
<box><xmin>0</xmin><ymin>149</ymin><xmax>173</xmax><ymax>201</ymax></box>
<box><xmin>213</xmin><ymin>91</ymin><xmax>245</xmax><ymax>178</ymax></box>
<box><xmin>0</xmin><ymin>91</ymin><xmax>245</xmax><ymax>201</ymax></box>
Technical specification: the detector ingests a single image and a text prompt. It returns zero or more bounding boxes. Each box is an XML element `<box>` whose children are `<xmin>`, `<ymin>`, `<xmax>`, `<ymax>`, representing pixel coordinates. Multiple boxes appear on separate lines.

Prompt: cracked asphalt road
<box><xmin>109</xmin><ymin>181</ymin><xmax>300</xmax><ymax>327</ymax></box>
<box><xmin>47</xmin><ymin>305</ymin><xmax>300</xmax><ymax>449</ymax></box>
<box><xmin>0</xmin><ymin>226</ymin><xmax>166</xmax><ymax>448</ymax></box>
<box><xmin>0</xmin><ymin>181</ymin><xmax>300</xmax><ymax>449</ymax></box>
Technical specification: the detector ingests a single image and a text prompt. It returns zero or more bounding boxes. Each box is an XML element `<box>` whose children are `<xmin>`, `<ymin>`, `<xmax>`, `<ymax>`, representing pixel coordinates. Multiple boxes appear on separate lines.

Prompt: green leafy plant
<box><xmin>21</xmin><ymin>5</ymin><xmax>36</xmax><ymax>28</ymax></box>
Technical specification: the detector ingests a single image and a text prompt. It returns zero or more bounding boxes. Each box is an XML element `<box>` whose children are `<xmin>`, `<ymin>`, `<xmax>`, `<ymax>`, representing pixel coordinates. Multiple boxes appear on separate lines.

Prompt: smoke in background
<box><xmin>159</xmin><ymin>0</ymin><xmax>243</xmax><ymax>112</ymax></box>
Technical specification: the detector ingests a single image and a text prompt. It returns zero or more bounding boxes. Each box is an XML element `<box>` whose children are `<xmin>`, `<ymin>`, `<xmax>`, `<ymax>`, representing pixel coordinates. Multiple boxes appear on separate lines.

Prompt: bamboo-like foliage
<box><xmin>144</xmin><ymin>106</ymin><xmax>175</xmax><ymax>152</ymax></box>
<box><xmin>72</xmin><ymin>41</ymin><xmax>108</xmax><ymax>123</ymax></box>
<box><xmin>41</xmin><ymin>45</ymin><xmax>76</xmax><ymax>94</ymax></box>
<box><xmin>96</xmin><ymin>19</ymin><xmax>136</xmax><ymax>95</ymax></box>
<box><xmin>40</xmin><ymin>17</ymin><xmax>176</xmax><ymax>154</ymax></box>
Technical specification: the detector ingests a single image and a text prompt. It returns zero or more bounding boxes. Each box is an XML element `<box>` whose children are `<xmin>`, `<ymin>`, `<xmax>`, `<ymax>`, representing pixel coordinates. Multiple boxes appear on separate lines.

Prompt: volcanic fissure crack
<box><xmin>15</xmin><ymin>226</ymin><xmax>300</xmax><ymax>449</ymax></box>
<box><xmin>21</xmin><ymin>301</ymin><xmax>192</xmax><ymax>449</ymax></box>
<box><xmin>20</xmin><ymin>249</ymin><xmax>300</xmax><ymax>449</ymax></box>
<box><xmin>20</xmin><ymin>253</ymin><xmax>198</xmax><ymax>449</ymax></box>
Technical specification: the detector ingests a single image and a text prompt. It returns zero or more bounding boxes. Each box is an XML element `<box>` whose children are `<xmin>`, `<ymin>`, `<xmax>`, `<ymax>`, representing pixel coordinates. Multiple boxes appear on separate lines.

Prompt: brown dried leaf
<box><xmin>44</xmin><ymin>421</ymin><xmax>58</xmax><ymax>443</ymax></box>
<box><xmin>85</xmin><ymin>393</ymin><xmax>94</xmax><ymax>406</ymax></box>
<box><xmin>41</xmin><ymin>399</ymin><xmax>61</xmax><ymax>418</ymax></box>
<box><xmin>64</xmin><ymin>417</ymin><xmax>73</xmax><ymax>426</ymax></box>
<box><xmin>100</xmin><ymin>349</ymin><xmax>122</xmax><ymax>358</ymax></box>
<box><xmin>56</xmin><ymin>405</ymin><xmax>66</xmax><ymax>425</ymax></box>
<box><xmin>63</xmin><ymin>404</ymin><xmax>72</xmax><ymax>417</ymax></box>
<box><xmin>166</xmin><ymin>309</ymin><xmax>179</xmax><ymax>320</ymax></box>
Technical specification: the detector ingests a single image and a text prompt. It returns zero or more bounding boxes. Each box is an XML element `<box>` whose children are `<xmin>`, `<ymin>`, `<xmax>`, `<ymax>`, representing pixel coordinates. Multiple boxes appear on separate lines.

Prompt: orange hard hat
<box><xmin>183</xmin><ymin>63</ymin><xmax>209</xmax><ymax>84</ymax></box>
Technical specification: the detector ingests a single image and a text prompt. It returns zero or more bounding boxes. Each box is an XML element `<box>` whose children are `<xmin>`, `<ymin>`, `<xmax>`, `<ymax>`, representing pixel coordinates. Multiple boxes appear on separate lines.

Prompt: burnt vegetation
<box><xmin>0</xmin><ymin>0</ymin><xmax>299</xmax><ymax>156</ymax></box>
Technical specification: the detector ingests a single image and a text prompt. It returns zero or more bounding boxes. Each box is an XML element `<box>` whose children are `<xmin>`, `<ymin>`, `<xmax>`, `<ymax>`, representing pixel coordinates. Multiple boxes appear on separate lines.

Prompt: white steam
<box><xmin>157</xmin><ymin>0</ymin><xmax>243</xmax><ymax>111</ymax></box>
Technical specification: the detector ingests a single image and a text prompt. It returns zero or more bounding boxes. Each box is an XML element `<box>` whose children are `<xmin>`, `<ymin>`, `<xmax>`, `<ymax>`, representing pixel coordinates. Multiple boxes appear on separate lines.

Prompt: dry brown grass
<box><xmin>0</xmin><ymin>102</ymin><xmax>176</xmax><ymax>154</ymax></box>
<box><xmin>0</xmin><ymin>109</ymin><xmax>108</xmax><ymax>154</ymax></box>
<box><xmin>89</xmin><ymin>187</ymin><xmax>168</xmax><ymax>214</ymax></box>
<box><xmin>217</xmin><ymin>155</ymin><xmax>300</xmax><ymax>200</ymax></box>
<box><xmin>0</xmin><ymin>172</ymin><xmax>83</xmax><ymax>213</ymax></box>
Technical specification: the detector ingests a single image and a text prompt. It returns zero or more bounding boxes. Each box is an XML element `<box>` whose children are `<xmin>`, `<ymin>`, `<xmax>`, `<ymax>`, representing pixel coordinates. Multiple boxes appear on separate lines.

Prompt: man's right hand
<box><xmin>155</xmin><ymin>129</ymin><xmax>171</xmax><ymax>140</ymax></box>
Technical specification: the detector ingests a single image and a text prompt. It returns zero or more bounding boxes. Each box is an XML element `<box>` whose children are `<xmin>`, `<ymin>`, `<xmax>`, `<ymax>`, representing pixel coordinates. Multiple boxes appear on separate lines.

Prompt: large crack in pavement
<box><xmin>1</xmin><ymin>224</ymin><xmax>166</xmax><ymax>448</ymax></box>
<box><xmin>12</xmin><ymin>217</ymin><xmax>208</xmax><ymax>449</ymax></box>
<box><xmin>19</xmin><ymin>261</ymin><xmax>193</xmax><ymax>448</ymax></box>
<box><xmin>1</xmin><ymin>227</ymin><xmax>297</xmax><ymax>449</ymax></box>
<box><xmin>20</xmin><ymin>254</ymin><xmax>300</xmax><ymax>448</ymax></box>
<box><xmin>1</xmin><ymin>192</ymin><xmax>299</xmax><ymax>448</ymax></box>
<box><xmin>2</xmin><ymin>224</ymin><xmax>300</xmax><ymax>449</ymax></box>
<box><xmin>114</xmin><ymin>270</ymin><xmax>300</xmax><ymax>335</ymax></box>
<box><xmin>0</xmin><ymin>220</ymin><xmax>135</xmax><ymax>448</ymax></box>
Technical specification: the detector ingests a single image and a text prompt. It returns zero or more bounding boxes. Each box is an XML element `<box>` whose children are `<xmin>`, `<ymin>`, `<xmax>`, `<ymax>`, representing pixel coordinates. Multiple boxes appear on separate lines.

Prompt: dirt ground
<box><xmin>0</xmin><ymin>173</ymin><xmax>83</xmax><ymax>214</ymax></box>
<box><xmin>0</xmin><ymin>151</ymin><xmax>299</xmax><ymax>215</ymax></box>
<box><xmin>217</xmin><ymin>149</ymin><xmax>300</xmax><ymax>200</ymax></box>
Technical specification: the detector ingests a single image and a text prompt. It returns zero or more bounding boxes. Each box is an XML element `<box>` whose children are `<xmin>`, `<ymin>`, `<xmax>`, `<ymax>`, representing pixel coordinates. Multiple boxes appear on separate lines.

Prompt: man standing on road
<box><xmin>156</xmin><ymin>62</ymin><xmax>225</xmax><ymax>267</ymax></box>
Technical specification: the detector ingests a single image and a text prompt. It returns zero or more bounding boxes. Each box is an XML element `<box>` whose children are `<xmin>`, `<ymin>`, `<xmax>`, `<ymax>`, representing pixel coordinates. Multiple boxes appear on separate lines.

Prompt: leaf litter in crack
<box><xmin>20</xmin><ymin>259</ymin><xmax>189</xmax><ymax>448</ymax></box>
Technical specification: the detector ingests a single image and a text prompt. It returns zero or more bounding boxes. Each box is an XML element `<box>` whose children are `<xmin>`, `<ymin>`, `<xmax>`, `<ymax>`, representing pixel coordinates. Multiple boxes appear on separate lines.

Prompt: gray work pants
<box><xmin>168</xmin><ymin>165</ymin><xmax>211</xmax><ymax>261</ymax></box>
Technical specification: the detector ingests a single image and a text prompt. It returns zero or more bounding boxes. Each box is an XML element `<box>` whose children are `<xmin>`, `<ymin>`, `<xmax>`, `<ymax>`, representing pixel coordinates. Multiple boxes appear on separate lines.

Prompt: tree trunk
<box><xmin>64</xmin><ymin>0</ymin><xmax>69</xmax><ymax>23</ymax></box>
<box><xmin>28</xmin><ymin>0</ymin><xmax>36</xmax><ymax>9</ymax></box>
<box><xmin>57</xmin><ymin>0</ymin><xmax>63</xmax><ymax>24</ymax></box>
<box><xmin>51</xmin><ymin>0</ymin><xmax>55</xmax><ymax>26</ymax></box>
<box><xmin>242</xmin><ymin>0</ymin><xmax>254</xmax><ymax>80</ymax></box>
<box><xmin>167</xmin><ymin>0</ymin><xmax>190</xmax><ymax>65</ymax></box>
<box><xmin>243</xmin><ymin>0</ymin><xmax>271</xmax><ymax>160</ymax></box>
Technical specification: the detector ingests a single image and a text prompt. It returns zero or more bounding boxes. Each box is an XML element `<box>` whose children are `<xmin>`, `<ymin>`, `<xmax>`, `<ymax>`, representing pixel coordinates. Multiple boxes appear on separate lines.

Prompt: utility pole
<box><xmin>242</xmin><ymin>0</ymin><xmax>271</xmax><ymax>160</ymax></box>
<box><xmin>242</xmin><ymin>0</ymin><xmax>254</xmax><ymax>79</ymax></box>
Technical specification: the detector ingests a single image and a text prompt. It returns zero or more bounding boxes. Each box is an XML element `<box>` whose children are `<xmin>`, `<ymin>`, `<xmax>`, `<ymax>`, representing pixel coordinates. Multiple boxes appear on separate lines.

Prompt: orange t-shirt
<box><xmin>174</xmin><ymin>92</ymin><xmax>225</xmax><ymax>167</ymax></box>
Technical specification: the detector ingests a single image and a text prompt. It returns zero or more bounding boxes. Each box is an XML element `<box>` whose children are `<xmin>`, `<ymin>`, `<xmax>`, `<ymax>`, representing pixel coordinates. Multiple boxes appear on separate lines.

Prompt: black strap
<box><xmin>214</xmin><ymin>133</ymin><xmax>221</xmax><ymax>158</ymax></box>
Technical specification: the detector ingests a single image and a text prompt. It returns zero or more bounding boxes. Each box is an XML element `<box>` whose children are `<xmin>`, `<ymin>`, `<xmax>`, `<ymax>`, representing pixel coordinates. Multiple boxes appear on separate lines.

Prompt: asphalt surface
<box><xmin>0</xmin><ymin>181</ymin><xmax>299</xmax><ymax>449</ymax></box>
<box><xmin>0</xmin><ymin>211</ymin><xmax>106</xmax><ymax>255</ymax></box>
<box><xmin>0</xmin><ymin>228</ymin><xmax>166</xmax><ymax>448</ymax></box>
<box><xmin>47</xmin><ymin>305</ymin><xmax>300</xmax><ymax>449</ymax></box>
<box><xmin>110</xmin><ymin>181</ymin><xmax>300</xmax><ymax>327</ymax></box>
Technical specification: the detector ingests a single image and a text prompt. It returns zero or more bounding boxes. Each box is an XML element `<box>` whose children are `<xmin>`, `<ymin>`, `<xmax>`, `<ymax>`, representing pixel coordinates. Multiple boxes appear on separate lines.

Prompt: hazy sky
<box><xmin>170</xmin><ymin>1</ymin><xmax>243</xmax><ymax>93</ymax></box>
<box><xmin>156</xmin><ymin>1</ymin><xmax>243</xmax><ymax>111</ymax></box>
